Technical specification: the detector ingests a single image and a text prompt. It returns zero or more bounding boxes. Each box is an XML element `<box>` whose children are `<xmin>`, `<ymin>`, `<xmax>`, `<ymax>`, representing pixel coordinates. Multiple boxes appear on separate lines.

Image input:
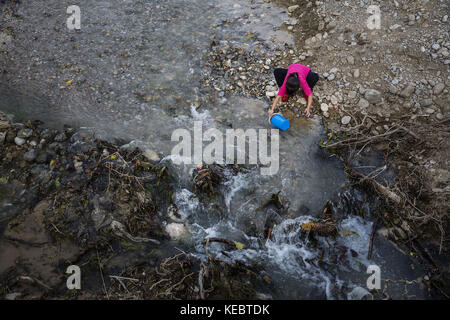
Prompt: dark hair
<box><xmin>285</xmin><ymin>72</ymin><xmax>300</xmax><ymax>95</ymax></box>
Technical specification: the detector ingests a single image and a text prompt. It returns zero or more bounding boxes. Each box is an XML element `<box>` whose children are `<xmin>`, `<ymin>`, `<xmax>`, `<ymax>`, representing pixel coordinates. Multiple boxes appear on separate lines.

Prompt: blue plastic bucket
<box><xmin>270</xmin><ymin>113</ymin><xmax>290</xmax><ymax>131</ymax></box>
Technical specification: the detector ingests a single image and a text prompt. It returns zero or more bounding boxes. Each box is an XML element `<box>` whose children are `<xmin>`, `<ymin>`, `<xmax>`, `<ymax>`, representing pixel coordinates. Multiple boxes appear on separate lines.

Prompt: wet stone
<box><xmin>36</xmin><ymin>151</ymin><xmax>50</xmax><ymax>164</ymax></box>
<box><xmin>23</xmin><ymin>148</ymin><xmax>39</xmax><ymax>162</ymax></box>
<box><xmin>14</xmin><ymin>137</ymin><xmax>26</xmax><ymax>146</ymax></box>
<box><xmin>341</xmin><ymin>116</ymin><xmax>351</xmax><ymax>125</ymax></box>
<box><xmin>17</xmin><ymin>128</ymin><xmax>33</xmax><ymax>138</ymax></box>
<box><xmin>54</xmin><ymin>132</ymin><xmax>67</xmax><ymax>142</ymax></box>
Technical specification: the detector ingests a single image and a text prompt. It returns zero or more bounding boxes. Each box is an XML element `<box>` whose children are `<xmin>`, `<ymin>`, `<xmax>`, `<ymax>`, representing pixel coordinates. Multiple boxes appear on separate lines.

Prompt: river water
<box><xmin>0</xmin><ymin>0</ymin><xmax>427</xmax><ymax>299</ymax></box>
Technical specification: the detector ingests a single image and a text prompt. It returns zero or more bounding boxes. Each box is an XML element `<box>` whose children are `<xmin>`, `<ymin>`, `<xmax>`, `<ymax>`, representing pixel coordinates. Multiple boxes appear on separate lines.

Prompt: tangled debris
<box><xmin>192</xmin><ymin>164</ymin><xmax>225</xmax><ymax>194</ymax></box>
<box><xmin>107</xmin><ymin>250</ymin><xmax>257</xmax><ymax>300</ymax></box>
<box><xmin>0</xmin><ymin>112</ymin><xmax>263</xmax><ymax>300</ymax></box>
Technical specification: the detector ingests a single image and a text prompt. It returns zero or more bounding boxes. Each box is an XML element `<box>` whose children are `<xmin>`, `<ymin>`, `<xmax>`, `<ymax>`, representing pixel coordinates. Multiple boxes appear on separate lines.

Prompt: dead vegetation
<box><xmin>107</xmin><ymin>249</ymin><xmax>257</xmax><ymax>300</ymax></box>
<box><xmin>323</xmin><ymin>111</ymin><xmax>450</xmax><ymax>286</ymax></box>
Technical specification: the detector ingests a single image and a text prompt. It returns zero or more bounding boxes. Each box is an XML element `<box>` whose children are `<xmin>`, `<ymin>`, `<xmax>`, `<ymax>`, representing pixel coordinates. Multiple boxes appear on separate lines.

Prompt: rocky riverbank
<box><xmin>0</xmin><ymin>112</ymin><xmax>263</xmax><ymax>299</ymax></box>
<box><xmin>0</xmin><ymin>0</ymin><xmax>449</xmax><ymax>299</ymax></box>
<box><xmin>200</xmin><ymin>0</ymin><xmax>449</xmax><ymax>296</ymax></box>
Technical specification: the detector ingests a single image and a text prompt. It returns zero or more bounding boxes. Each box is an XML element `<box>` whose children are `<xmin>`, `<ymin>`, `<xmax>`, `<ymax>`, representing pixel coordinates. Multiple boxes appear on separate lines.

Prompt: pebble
<box><xmin>14</xmin><ymin>137</ymin><xmax>26</xmax><ymax>146</ymax></box>
<box><xmin>54</xmin><ymin>132</ymin><xmax>67</xmax><ymax>142</ymax></box>
<box><xmin>347</xmin><ymin>56</ymin><xmax>355</xmax><ymax>65</ymax></box>
<box><xmin>36</xmin><ymin>151</ymin><xmax>49</xmax><ymax>164</ymax></box>
<box><xmin>433</xmin><ymin>83</ymin><xmax>445</xmax><ymax>95</ymax></box>
<box><xmin>266</xmin><ymin>91</ymin><xmax>275</xmax><ymax>98</ymax></box>
<box><xmin>0</xmin><ymin>132</ymin><xmax>5</xmax><ymax>144</ymax></box>
<box><xmin>389</xmin><ymin>85</ymin><xmax>398</xmax><ymax>94</ymax></box>
<box><xmin>327</xmin><ymin>74</ymin><xmax>335</xmax><ymax>81</ymax></box>
<box><xmin>320</xmin><ymin>103</ymin><xmax>329</xmax><ymax>112</ymax></box>
<box><xmin>364</xmin><ymin>89</ymin><xmax>382</xmax><ymax>104</ymax></box>
<box><xmin>353</xmin><ymin>69</ymin><xmax>360</xmax><ymax>78</ymax></box>
<box><xmin>419</xmin><ymin>99</ymin><xmax>433</xmax><ymax>107</ymax></box>
<box><xmin>165</xmin><ymin>223</ymin><xmax>189</xmax><ymax>240</ymax></box>
<box><xmin>327</xmin><ymin>20</ymin><xmax>337</xmax><ymax>31</ymax></box>
<box><xmin>144</xmin><ymin>149</ymin><xmax>160</xmax><ymax>162</ymax></box>
<box><xmin>436</xmin><ymin>113</ymin><xmax>444</xmax><ymax>120</ymax></box>
<box><xmin>399</xmin><ymin>83</ymin><xmax>415</xmax><ymax>98</ymax></box>
<box><xmin>341</xmin><ymin>116</ymin><xmax>351</xmax><ymax>125</ymax></box>
<box><xmin>330</xmin><ymin>95</ymin><xmax>338</xmax><ymax>105</ymax></box>
<box><xmin>17</xmin><ymin>128</ymin><xmax>33</xmax><ymax>138</ymax></box>
<box><xmin>288</xmin><ymin>5</ymin><xmax>299</xmax><ymax>13</ymax></box>
<box><xmin>329</xmin><ymin>67</ymin><xmax>338</xmax><ymax>73</ymax></box>
<box><xmin>432</xmin><ymin>44</ymin><xmax>441</xmax><ymax>51</ymax></box>
<box><xmin>348</xmin><ymin>91</ymin><xmax>357</xmax><ymax>99</ymax></box>
<box><xmin>425</xmin><ymin>108</ymin><xmax>435</xmax><ymax>114</ymax></box>
<box><xmin>23</xmin><ymin>148</ymin><xmax>39</xmax><ymax>162</ymax></box>
<box><xmin>0</xmin><ymin>120</ymin><xmax>10</xmax><ymax>129</ymax></box>
<box><xmin>357</xmin><ymin>98</ymin><xmax>370</xmax><ymax>108</ymax></box>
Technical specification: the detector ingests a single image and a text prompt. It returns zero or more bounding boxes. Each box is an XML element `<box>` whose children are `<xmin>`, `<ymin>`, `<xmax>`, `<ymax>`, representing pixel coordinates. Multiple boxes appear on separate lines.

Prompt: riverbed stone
<box><xmin>348</xmin><ymin>91</ymin><xmax>357</xmax><ymax>99</ymax></box>
<box><xmin>357</xmin><ymin>98</ymin><xmax>370</xmax><ymax>108</ymax></box>
<box><xmin>341</xmin><ymin>116</ymin><xmax>351</xmax><ymax>125</ymax></box>
<box><xmin>17</xmin><ymin>128</ymin><xmax>33</xmax><ymax>138</ymax></box>
<box><xmin>144</xmin><ymin>149</ymin><xmax>160</xmax><ymax>162</ymax></box>
<box><xmin>0</xmin><ymin>120</ymin><xmax>10</xmax><ymax>129</ymax></box>
<box><xmin>419</xmin><ymin>99</ymin><xmax>433</xmax><ymax>107</ymax></box>
<box><xmin>23</xmin><ymin>148</ymin><xmax>39</xmax><ymax>162</ymax></box>
<box><xmin>54</xmin><ymin>132</ymin><xmax>67</xmax><ymax>142</ymax></box>
<box><xmin>14</xmin><ymin>137</ymin><xmax>26</xmax><ymax>146</ymax></box>
<box><xmin>288</xmin><ymin>5</ymin><xmax>299</xmax><ymax>13</ymax></box>
<box><xmin>165</xmin><ymin>223</ymin><xmax>189</xmax><ymax>241</ymax></box>
<box><xmin>399</xmin><ymin>83</ymin><xmax>415</xmax><ymax>98</ymax></box>
<box><xmin>320</xmin><ymin>103</ymin><xmax>329</xmax><ymax>112</ymax></box>
<box><xmin>433</xmin><ymin>83</ymin><xmax>445</xmax><ymax>95</ymax></box>
<box><xmin>364</xmin><ymin>89</ymin><xmax>382</xmax><ymax>104</ymax></box>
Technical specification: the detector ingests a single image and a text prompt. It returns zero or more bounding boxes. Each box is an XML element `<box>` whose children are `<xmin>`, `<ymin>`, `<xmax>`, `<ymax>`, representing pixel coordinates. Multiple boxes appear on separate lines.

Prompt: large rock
<box><xmin>364</xmin><ymin>89</ymin><xmax>382</xmax><ymax>104</ymax></box>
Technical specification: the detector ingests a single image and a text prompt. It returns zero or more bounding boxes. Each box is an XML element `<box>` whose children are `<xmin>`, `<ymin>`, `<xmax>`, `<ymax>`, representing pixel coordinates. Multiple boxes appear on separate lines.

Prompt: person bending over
<box><xmin>269</xmin><ymin>64</ymin><xmax>319</xmax><ymax>118</ymax></box>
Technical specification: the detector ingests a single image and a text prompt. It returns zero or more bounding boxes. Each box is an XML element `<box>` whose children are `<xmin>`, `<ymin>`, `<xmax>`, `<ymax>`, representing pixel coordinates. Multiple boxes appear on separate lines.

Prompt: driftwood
<box><xmin>367</xmin><ymin>219</ymin><xmax>378</xmax><ymax>260</ymax></box>
<box><xmin>349</xmin><ymin>169</ymin><xmax>402</xmax><ymax>205</ymax></box>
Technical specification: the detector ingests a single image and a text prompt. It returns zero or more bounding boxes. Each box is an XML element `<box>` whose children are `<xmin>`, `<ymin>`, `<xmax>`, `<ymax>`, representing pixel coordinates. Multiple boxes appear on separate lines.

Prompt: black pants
<box><xmin>273</xmin><ymin>68</ymin><xmax>319</xmax><ymax>91</ymax></box>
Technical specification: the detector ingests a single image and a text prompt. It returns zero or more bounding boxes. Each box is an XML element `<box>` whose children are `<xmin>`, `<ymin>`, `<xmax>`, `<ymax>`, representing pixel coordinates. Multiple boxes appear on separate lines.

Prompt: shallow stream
<box><xmin>0</xmin><ymin>0</ymin><xmax>427</xmax><ymax>299</ymax></box>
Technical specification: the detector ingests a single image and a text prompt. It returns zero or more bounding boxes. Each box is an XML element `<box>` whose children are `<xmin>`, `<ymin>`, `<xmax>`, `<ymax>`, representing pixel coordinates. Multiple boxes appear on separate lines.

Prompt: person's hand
<box><xmin>269</xmin><ymin>109</ymin><xmax>274</xmax><ymax>119</ymax></box>
<box><xmin>304</xmin><ymin>108</ymin><xmax>311</xmax><ymax>118</ymax></box>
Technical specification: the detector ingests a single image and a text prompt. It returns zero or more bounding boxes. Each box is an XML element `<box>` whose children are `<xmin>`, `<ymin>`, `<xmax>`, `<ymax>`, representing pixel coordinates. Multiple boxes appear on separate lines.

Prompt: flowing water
<box><xmin>0</xmin><ymin>0</ymin><xmax>427</xmax><ymax>299</ymax></box>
